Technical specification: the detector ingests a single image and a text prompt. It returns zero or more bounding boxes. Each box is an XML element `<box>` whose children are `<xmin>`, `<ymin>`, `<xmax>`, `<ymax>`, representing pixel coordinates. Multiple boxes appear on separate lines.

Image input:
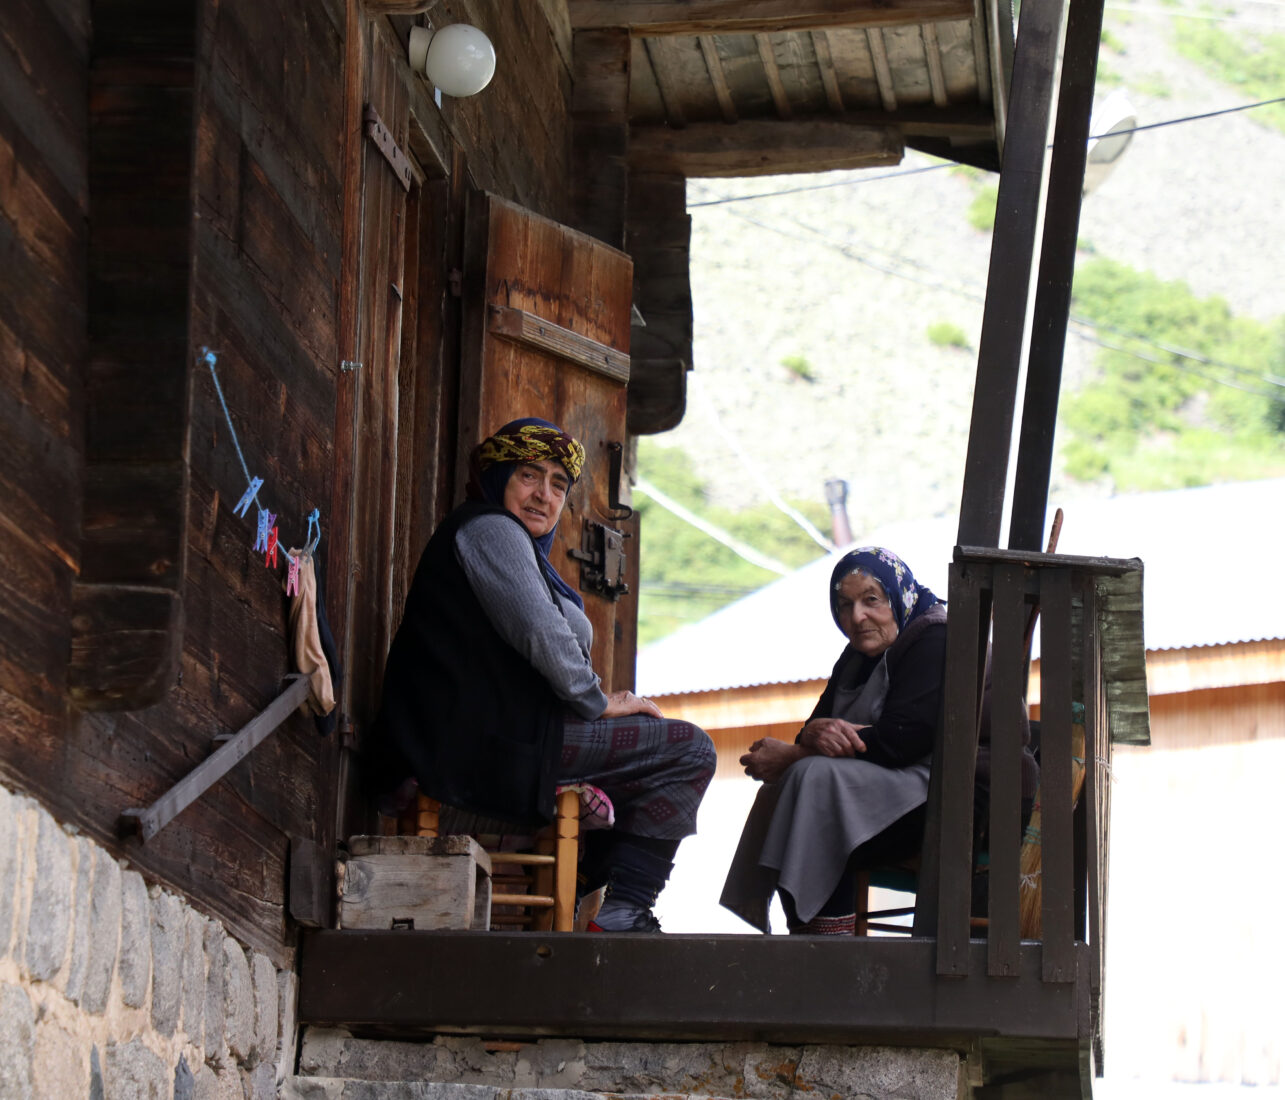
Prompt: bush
<box><xmin>927</xmin><ymin>321</ymin><xmax>970</xmax><ymax>349</ymax></box>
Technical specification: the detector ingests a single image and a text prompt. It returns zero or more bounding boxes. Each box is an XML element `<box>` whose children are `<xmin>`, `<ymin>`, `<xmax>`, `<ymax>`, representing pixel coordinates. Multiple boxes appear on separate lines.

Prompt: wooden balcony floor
<box><xmin>298</xmin><ymin>929</ymin><xmax>1092</xmax><ymax>1091</ymax></box>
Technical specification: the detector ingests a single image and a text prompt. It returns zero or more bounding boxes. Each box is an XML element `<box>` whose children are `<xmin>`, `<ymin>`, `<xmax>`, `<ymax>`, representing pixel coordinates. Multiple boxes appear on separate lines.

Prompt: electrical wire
<box><xmin>687</xmin><ymin>97</ymin><xmax>1285</xmax><ymax>209</ymax></box>
<box><xmin>633</xmin><ymin>477</ymin><xmax>793</xmax><ymax>576</ymax></box>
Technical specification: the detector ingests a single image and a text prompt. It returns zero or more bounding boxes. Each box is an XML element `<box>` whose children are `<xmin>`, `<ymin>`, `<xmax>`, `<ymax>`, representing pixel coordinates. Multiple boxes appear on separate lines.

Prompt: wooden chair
<box><xmin>414</xmin><ymin>790</ymin><xmax>581</xmax><ymax>932</ymax></box>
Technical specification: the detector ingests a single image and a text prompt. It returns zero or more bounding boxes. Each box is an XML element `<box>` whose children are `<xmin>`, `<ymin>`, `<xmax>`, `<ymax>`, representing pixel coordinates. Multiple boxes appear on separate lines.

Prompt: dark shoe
<box><xmin>587</xmin><ymin>908</ymin><xmax>662</xmax><ymax>933</ymax></box>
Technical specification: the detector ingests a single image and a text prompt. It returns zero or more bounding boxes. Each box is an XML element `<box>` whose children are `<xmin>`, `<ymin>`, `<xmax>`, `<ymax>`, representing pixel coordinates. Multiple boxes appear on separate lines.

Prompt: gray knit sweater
<box><xmin>454</xmin><ymin>514</ymin><xmax>608</xmax><ymax>719</ymax></box>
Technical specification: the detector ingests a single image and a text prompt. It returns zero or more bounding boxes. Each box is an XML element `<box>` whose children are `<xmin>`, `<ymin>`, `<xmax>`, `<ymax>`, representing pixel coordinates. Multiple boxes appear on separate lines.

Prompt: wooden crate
<box><xmin>339</xmin><ymin>835</ymin><xmax>492</xmax><ymax>931</ymax></box>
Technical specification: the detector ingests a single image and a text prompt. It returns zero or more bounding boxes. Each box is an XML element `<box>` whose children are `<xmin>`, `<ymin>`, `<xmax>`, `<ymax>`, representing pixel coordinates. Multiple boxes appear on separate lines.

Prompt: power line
<box><xmin>633</xmin><ymin>477</ymin><xmax>793</xmax><ymax>576</ymax></box>
<box><xmin>688</xmin><ymin>97</ymin><xmax>1285</xmax><ymax>209</ymax></box>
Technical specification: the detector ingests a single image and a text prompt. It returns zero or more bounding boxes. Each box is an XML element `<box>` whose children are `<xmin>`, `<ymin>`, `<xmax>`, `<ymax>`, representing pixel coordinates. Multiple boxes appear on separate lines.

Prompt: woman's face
<box><xmin>836</xmin><ymin>571</ymin><xmax>899</xmax><ymax>657</ymax></box>
<box><xmin>503</xmin><ymin>459</ymin><xmax>569</xmax><ymax>538</ymax></box>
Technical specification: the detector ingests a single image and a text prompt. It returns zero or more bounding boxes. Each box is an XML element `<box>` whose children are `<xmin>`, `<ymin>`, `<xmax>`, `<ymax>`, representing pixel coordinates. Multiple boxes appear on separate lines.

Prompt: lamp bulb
<box><xmin>411</xmin><ymin>23</ymin><xmax>496</xmax><ymax>98</ymax></box>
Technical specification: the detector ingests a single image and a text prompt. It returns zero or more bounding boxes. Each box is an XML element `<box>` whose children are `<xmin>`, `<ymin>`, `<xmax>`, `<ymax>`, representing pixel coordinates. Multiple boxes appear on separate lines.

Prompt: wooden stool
<box><xmin>415</xmin><ymin>789</ymin><xmax>580</xmax><ymax>932</ymax></box>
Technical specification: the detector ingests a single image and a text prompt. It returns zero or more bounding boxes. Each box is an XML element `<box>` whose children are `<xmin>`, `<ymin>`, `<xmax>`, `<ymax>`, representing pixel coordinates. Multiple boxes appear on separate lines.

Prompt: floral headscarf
<box><xmin>829</xmin><ymin>546</ymin><xmax>940</xmax><ymax>635</ymax></box>
<box><xmin>468</xmin><ymin>417</ymin><xmax>585</xmax><ymax>609</ymax></box>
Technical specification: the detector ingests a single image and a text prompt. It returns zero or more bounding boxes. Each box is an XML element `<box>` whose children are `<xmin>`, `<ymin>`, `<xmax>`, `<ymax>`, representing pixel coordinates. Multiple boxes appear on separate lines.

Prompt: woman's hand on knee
<box><xmin>601</xmin><ymin>690</ymin><xmax>664</xmax><ymax>719</ymax></box>
<box><xmin>740</xmin><ymin>737</ymin><xmax>806</xmax><ymax>783</ymax></box>
<box><xmin>800</xmin><ymin>718</ymin><xmax>868</xmax><ymax>758</ymax></box>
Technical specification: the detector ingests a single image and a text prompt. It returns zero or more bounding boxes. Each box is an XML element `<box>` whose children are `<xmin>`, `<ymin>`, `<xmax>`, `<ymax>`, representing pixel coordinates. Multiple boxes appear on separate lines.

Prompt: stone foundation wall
<box><xmin>0</xmin><ymin>784</ymin><xmax>296</xmax><ymax>1098</ymax></box>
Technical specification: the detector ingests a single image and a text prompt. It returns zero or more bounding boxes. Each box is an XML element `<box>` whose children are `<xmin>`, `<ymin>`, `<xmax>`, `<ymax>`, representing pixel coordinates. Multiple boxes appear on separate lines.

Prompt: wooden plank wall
<box><xmin>0</xmin><ymin>0</ymin><xmax>88</xmax><ymax>798</ymax></box>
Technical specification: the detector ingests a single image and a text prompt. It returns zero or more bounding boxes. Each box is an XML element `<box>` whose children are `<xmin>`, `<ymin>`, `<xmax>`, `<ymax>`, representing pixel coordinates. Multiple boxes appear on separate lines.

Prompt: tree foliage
<box><xmin>635</xmin><ymin>441</ymin><xmax>829</xmax><ymax>645</ymax></box>
<box><xmin>1061</xmin><ymin>259</ymin><xmax>1285</xmax><ymax>490</ymax></box>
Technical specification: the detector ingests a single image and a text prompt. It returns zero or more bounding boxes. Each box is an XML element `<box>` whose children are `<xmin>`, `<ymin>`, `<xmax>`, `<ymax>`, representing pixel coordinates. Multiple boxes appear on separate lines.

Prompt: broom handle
<box><xmin>1022</xmin><ymin>507</ymin><xmax>1064</xmax><ymax>658</ymax></box>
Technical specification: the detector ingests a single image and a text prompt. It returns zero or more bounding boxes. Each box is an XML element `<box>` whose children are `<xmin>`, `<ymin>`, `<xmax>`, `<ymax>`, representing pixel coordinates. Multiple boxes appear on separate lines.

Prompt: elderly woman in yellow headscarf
<box><xmin>367</xmin><ymin>417</ymin><xmax>716</xmax><ymax>932</ymax></box>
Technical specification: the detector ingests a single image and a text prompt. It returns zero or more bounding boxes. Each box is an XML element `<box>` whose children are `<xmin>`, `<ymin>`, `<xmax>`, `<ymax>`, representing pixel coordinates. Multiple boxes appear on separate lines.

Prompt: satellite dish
<box><xmin>1083</xmin><ymin>90</ymin><xmax>1137</xmax><ymax>195</ymax></box>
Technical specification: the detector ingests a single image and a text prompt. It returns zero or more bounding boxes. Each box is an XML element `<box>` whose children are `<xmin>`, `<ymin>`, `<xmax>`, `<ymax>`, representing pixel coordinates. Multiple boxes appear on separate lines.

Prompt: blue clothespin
<box><xmin>254</xmin><ymin>509</ymin><xmax>276</xmax><ymax>553</ymax></box>
<box><xmin>304</xmin><ymin>508</ymin><xmax>322</xmax><ymax>557</ymax></box>
<box><xmin>234</xmin><ymin>476</ymin><xmax>264</xmax><ymax>519</ymax></box>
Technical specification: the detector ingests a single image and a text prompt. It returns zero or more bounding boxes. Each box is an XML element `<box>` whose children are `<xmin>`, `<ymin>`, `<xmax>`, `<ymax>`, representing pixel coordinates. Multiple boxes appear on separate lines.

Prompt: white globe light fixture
<box><xmin>408</xmin><ymin>24</ymin><xmax>496</xmax><ymax>98</ymax></box>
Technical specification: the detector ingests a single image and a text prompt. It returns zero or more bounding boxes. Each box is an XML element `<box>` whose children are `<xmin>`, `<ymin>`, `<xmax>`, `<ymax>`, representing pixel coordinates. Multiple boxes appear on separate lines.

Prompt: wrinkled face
<box><xmin>502</xmin><ymin>459</ymin><xmax>569</xmax><ymax>538</ymax></box>
<box><xmin>836</xmin><ymin>571</ymin><xmax>900</xmax><ymax>657</ymax></box>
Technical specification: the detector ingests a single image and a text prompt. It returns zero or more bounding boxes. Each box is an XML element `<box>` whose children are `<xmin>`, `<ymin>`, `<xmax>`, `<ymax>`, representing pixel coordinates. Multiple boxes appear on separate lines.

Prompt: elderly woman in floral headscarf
<box><xmin>368</xmin><ymin>417</ymin><xmax>715</xmax><ymax>933</ymax></box>
<box><xmin>720</xmin><ymin>547</ymin><xmax>952</xmax><ymax>935</ymax></box>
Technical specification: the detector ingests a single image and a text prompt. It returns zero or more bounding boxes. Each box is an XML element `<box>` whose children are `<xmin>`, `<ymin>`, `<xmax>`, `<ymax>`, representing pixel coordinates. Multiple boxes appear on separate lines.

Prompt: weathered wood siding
<box><xmin>0</xmin><ymin>0</ymin><xmax>589</xmax><ymax>963</ymax></box>
<box><xmin>0</xmin><ymin>0</ymin><xmax>88</xmax><ymax>812</ymax></box>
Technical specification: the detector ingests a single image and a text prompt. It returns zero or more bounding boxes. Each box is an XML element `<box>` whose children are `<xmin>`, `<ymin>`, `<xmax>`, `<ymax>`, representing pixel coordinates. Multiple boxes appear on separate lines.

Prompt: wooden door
<box><xmin>335</xmin><ymin>25</ymin><xmax>411</xmax><ymax>747</ymax></box>
<box><xmin>459</xmin><ymin>194</ymin><xmax>635</xmax><ymax>689</ymax></box>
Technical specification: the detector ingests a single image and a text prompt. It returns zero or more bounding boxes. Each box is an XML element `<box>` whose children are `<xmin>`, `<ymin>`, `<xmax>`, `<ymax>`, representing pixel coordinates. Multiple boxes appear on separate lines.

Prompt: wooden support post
<box><xmin>956</xmin><ymin>0</ymin><xmax>1067</xmax><ymax>548</ymax></box>
<box><xmin>1008</xmin><ymin>0</ymin><xmax>1109</xmax><ymax>550</ymax></box>
<box><xmin>555</xmin><ymin>787</ymin><xmax>581</xmax><ymax>932</ymax></box>
<box><xmin>572</xmin><ymin>29</ymin><xmax>631</xmax><ymax>248</ymax></box>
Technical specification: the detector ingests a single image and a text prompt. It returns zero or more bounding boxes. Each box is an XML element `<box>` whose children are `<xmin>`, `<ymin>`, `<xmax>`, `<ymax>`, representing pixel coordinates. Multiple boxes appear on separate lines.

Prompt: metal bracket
<box><xmin>120</xmin><ymin>675</ymin><xmax>311</xmax><ymax>842</ymax></box>
<box><xmin>606</xmin><ymin>442</ymin><xmax>633</xmax><ymax>521</ymax></box>
<box><xmin>569</xmin><ymin>520</ymin><xmax>629</xmax><ymax>602</ymax></box>
<box><xmin>362</xmin><ymin>104</ymin><xmax>414</xmax><ymax>193</ymax></box>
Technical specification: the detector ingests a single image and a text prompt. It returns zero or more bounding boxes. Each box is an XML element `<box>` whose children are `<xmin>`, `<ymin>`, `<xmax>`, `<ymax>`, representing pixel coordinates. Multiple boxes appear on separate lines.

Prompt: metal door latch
<box><xmin>569</xmin><ymin>520</ymin><xmax>629</xmax><ymax>601</ymax></box>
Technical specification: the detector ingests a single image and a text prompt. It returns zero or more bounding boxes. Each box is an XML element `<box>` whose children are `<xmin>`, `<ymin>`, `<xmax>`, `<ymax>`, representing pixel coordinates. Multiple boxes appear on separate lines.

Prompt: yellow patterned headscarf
<box><xmin>476</xmin><ymin>418</ymin><xmax>585</xmax><ymax>482</ymax></box>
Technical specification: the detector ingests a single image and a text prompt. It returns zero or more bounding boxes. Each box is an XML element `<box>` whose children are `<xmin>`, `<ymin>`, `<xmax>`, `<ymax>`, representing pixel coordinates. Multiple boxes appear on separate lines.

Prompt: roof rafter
<box><xmin>629</xmin><ymin>117</ymin><xmax>902</xmax><ymax>177</ymax></box>
<box><xmin>569</xmin><ymin>0</ymin><xmax>975</xmax><ymax>36</ymax></box>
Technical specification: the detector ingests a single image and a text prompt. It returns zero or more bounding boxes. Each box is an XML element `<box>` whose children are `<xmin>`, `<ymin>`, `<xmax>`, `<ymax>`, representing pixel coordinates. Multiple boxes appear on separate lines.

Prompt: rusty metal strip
<box><xmin>363</xmin><ymin>104</ymin><xmax>414</xmax><ymax>193</ymax></box>
<box><xmin>120</xmin><ymin>675</ymin><xmax>311</xmax><ymax>841</ymax></box>
<box><xmin>488</xmin><ymin>305</ymin><xmax>630</xmax><ymax>384</ymax></box>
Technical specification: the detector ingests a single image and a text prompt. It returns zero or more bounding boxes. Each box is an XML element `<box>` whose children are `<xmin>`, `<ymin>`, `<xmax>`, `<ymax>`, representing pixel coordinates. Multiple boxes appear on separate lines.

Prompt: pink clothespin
<box><xmin>234</xmin><ymin>477</ymin><xmax>264</xmax><ymax>519</ymax></box>
<box><xmin>286</xmin><ymin>553</ymin><xmax>301</xmax><ymax>596</ymax></box>
<box><xmin>265</xmin><ymin>526</ymin><xmax>279</xmax><ymax>569</ymax></box>
<box><xmin>254</xmin><ymin>509</ymin><xmax>276</xmax><ymax>552</ymax></box>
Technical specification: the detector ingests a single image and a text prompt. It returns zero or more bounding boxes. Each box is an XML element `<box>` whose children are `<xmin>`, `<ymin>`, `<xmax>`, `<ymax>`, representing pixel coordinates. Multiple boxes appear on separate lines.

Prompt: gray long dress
<box><xmin>719</xmin><ymin>655</ymin><xmax>931</xmax><ymax>931</ymax></box>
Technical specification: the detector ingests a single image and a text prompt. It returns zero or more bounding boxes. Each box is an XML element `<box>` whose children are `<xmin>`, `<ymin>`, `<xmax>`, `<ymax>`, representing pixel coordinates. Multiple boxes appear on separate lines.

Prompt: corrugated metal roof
<box><xmin>637</xmin><ymin>478</ymin><xmax>1285</xmax><ymax>697</ymax></box>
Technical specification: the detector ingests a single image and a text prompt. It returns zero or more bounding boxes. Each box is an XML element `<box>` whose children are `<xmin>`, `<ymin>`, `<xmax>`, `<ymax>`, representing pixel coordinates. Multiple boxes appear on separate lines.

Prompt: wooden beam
<box><xmin>923</xmin><ymin>24</ymin><xmax>949</xmax><ymax>107</ymax></box>
<box><xmin>867</xmin><ymin>27</ymin><xmax>898</xmax><ymax>111</ymax></box>
<box><xmin>569</xmin><ymin>0</ymin><xmax>976</xmax><ymax>35</ymax></box>
<box><xmin>629</xmin><ymin>118</ymin><xmax>901</xmax><ymax>177</ymax></box>
<box><xmin>1008</xmin><ymin>0</ymin><xmax>1105</xmax><ymax>550</ymax></box>
<box><xmin>755</xmin><ymin>33</ymin><xmax>793</xmax><ymax>119</ymax></box>
<box><xmin>698</xmin><ymin>35</ymin><xmax>738</xmax><ymax>122</ymax></box>
<box><xmin>956</xmin><ymin>0</ymin><xmax>1067</xmax><ymax>548</ymax></box>
<box><xmin>298</xmin><ymin>930</ymin><xmax>1088</xmax><ymax>1045</ymax></box>
<box><xmin>488</xmin><ymin>306</ymin><xmax>631</xmax><ymax>383</ymax></box>
<box><xmin>812</xmin><ymin>30</ymin><xmax>846</xmax><ymax>113</ymax></box>
<box><xmin>572</xmin><ymin>28</ymin><xmax>631</xmax><ymax>247</ymax></box>
<box><xmin>642</xmin><ymin>37</ymin><xmax>688</xmax><ymax>127</ymax></box>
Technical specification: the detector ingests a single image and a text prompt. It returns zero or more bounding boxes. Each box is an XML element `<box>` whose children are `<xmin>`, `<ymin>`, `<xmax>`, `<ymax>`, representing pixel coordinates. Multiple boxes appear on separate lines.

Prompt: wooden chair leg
<box><xmin>554</xmin><ymin>788</ymin><xmax>580</xmax><ymax>932</ymax></box>
<box><xmin>855</xmin><ymin>869</ymin><xmax>871</xmax><ymax>936</ymax></box>
<box><xmin>416</xmin><ymin>794</ymin><xmax>440</xmax><ymax>838</ymax></box>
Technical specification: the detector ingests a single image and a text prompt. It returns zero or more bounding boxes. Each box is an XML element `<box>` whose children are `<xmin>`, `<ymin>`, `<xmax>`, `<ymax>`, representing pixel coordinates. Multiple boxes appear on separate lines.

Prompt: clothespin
<box><xmin>286</xmin><ymin>553</ymin><xmax>301</xmax><ymax>597</ymax></box>
<box><xmin>265</xmin><ymin>526</ymin><xmax>280</xmax><ymax>569</ymax></box>
<box><xmin>234</xmin><ymin>476</ymin><xmax>264</xmax><ymax>519</ymax></box>
<box><xmin>254</xmin><ymin>509</ymin><xmax>276</xmax><ymax>552</ymax></box>
<box><xmin>304</xmin><ymin>508</ymin><xmax>322</xmax><ymax>557</ymax></box>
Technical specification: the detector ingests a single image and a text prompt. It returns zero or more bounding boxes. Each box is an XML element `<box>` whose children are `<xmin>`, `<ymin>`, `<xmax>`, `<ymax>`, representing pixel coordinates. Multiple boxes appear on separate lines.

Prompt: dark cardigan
<box><xmin>804</xmin><ymin>603</ymin><xmax>1038</xmax><ymax>802</ymax></box>
<box><xmin>364</xmin><ymin>500</ymin><xmax>565</xmax><ymax>826</ymax></box>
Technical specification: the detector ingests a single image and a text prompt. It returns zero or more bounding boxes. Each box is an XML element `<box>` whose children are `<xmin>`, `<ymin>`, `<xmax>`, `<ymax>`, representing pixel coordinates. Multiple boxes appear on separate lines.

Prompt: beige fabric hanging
<box><xmin>285</xmin><ymin>548</ymin><xmax>336</xmax><ymax>717</ymax></box>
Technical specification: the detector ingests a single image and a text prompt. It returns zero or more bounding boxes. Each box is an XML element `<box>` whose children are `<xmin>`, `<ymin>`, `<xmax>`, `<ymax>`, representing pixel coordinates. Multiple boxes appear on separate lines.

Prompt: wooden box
<box><xmin>338</xmin><ymin>835</ymin><xmax>492</xmax><ymax>931</ymax></box>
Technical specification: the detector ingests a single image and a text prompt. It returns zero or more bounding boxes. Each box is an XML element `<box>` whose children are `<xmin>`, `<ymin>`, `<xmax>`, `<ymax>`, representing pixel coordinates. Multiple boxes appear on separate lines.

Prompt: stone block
<box><xmin>182</xmin><ymin>909</ymin><xmax>207</xmax><ymax>1047</ymax></box>
<box><xmin>0</xmin><ymin>786</ymin><xmax>17</xmax><ymax>959</ymax></box>
<box><xmin>193</xmin><ymin>1061</ymin><xmax>243</xmax><ymax>1100</ymax></box>
<box><xmin>223</xmin><ymin>936</ymin><xmax>256</xmax><ymax>1064</ymax></box>
<box><xmin>514</xmin><ymin>1039</ymin><xmax>588</xmax><ymax>1089</ymax></box>
<box><xmin>796</xmin><ymin>1045</ymin><xmax>961</xmax><ymax>1100</ymax></box>
<box><xmin>150</xmin><ymin>888</ymin><xmax>184</xmax><ymax>1035</ymax></box>
<box><xmin>0</xmin><ymin>983</ymin><xmax>35</xmax><ymax>1098</ymax></box>
<box><xmin>104</xmin><ymin>1037</ymin><xmax>169</xmax><ymax>1100</ymax></box>
<box><xmin>245</xmin><ymin>1059</ymin><xmax>277</xmax><ymax>1100</ymax></box>
<box><xmin>251</xmin><ymin>951</ymin><xmax>279</xmax><ymax>1064</ymax></box>
<box><xmin>24</xmin><ymin>811</ymin><xmax>72</xmax><ymax>982</ymax></box>
<box><xmin>277</xmin><ymin>967</ymin><xmax>299</xmax><ymax>1082</ymax></box>
<box><xmin>202</xmin><ymin>919</ymin><xmax>227</xmax><ymax>1061</ymax></box>
<box><xmin>174</xmin><ymin>1053</ymin><xmax>196</xmax><ymax>1100</ymax></box>
<box><xmin>64</xmin><ymin>835</ymin><xmax>96</xmax><ymax>1002</ymax></box>
<box><xmin>118</xmin><ymin>869</ymin><xmax>152</xmax><ymax>1008</ymax></box>
<box><xmin>33</xmin><ymin>1016</ymin><xmax>91</xmax><ymax>1098</ymax></box>
<box><xmin>83</xmin><ymin>844</ymin><xmax>122</xmax><ymax>1014</ymax></box>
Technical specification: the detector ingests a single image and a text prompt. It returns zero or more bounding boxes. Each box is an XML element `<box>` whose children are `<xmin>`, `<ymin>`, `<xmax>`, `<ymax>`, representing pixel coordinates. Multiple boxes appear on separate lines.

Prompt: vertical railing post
<box><xmin>987</xmin><ymin>563</ymin><xmax>1029</xmax><ymax>976</ymax></box>
<box><xmin>1039</xmin><ymin>568</ymin><xmax>1076</xmax><ymax>981</ymax></box>
<box><xmin>936</xmin><ymin>559</ymin><xmax>990</xmax><ymax>975</ymax></box>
